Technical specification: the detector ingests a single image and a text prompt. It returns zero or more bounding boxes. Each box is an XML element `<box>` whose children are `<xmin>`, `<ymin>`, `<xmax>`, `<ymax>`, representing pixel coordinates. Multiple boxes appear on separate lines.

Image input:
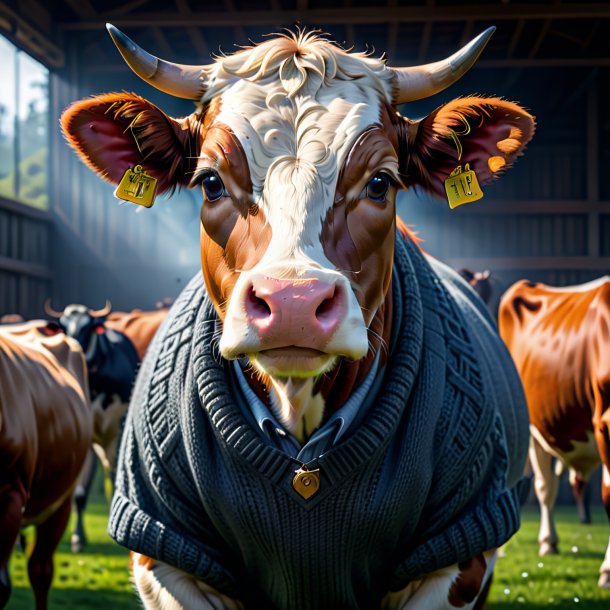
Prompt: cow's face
<box><xmin>46</xmin><ymin>302</ymin><xmax>112</xmax><ymax>351</ymax></box>
<box><xmin>61</xmin><ymin>27</ymin><xmax>535</xmax><ymax>383</ymax></box>
<box><xmin>194</xmin><ymin>40</ymin><xmax>402</xmax><ymax>378</ymax></box>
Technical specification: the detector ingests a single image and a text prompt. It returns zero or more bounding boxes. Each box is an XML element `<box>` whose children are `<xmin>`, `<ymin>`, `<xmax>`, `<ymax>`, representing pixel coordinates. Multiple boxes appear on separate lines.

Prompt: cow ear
<box><xmin>61</xmin><ymin>92</ymin><xmax>204</xmax><ymax>194</ymax></box>
<box><xmin>402</xmin><ymin>96</ymin><xmax>535</xmax><ymax>198</ymax></box>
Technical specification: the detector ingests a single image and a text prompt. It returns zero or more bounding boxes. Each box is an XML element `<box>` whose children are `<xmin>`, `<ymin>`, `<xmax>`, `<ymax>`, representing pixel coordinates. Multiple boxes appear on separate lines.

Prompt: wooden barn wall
<box><xmin>398</xmin><ymin>65</ymin><xmax>609</xmax><ymax>311</ymax></box>
<box><xmin>48</xmin><ymin>36</ymin><xmax>201</xmax><ymax>312</ymax></box>
<box><xmin>6</xmin><ymin>23</ymin><xmax>603</xmax><ymax>316</ymax></box>
<box><xmin>0</xmin><ymin>198</ymin><xmax>52</xmax><ymax>319</ymax></box>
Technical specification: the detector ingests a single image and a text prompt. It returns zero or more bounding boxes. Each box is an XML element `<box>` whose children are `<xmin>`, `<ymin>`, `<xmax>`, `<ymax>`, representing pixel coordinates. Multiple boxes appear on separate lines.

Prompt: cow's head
<box><xmin>458</xmin><ymin>269</ymin><xmax>493</xmax><ymax>305</ymax></box>
<box><xmin>45</xmin><ymin>300</ymin><xmax>139</xmax><ymax>403</ymax></box>
<box><xmin>62</xmin><ymin>26</ymin><xmax>534</xmax><ymax>387</ymax></box>
<box><xmin>45</xmin><ymin>300</ymin><xmax>113</xmax><ymax>346</ymax></box>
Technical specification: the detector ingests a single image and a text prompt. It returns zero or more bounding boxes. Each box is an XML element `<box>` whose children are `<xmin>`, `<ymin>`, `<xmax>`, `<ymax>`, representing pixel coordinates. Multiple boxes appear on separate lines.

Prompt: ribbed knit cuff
<box><xmin>108</xmin><ymin>492</ymin><xmax>241</xmax><ymax>598</ymax></box>
<box><xmin>389</xmin><ymin>486</ymin><xmax>520</xmax><ymax>589</ymax></box>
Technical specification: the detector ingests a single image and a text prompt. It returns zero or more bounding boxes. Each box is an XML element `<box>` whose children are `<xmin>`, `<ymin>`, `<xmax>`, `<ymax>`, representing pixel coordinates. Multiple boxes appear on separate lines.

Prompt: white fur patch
<box><xmin>205</xmin><ymin>34</ymin><xmax>396</xmax><ymax>367</ymax></box>
<box><xmin>381</xmin><ymin>550</ymin><xmax>495</xmax><ymax>610</ymax></box>
<box><xmin>132</xmin><ymin>555</ymin><xmax>243</xmax><ymax>610</ymax></box>
<box><xmin>530</xmin><ymin>425</ymin><xmax>599</xmax><ymax>481</ymax></box>
<box><xmin>535</xmin><ymin>276</ymin><xmax>610</xmax><ymax>294</ymax></box>
<box><xmin>267</xmin><ymin>376</ymin><xmax>326</xmax><ymax>441</ymax></box>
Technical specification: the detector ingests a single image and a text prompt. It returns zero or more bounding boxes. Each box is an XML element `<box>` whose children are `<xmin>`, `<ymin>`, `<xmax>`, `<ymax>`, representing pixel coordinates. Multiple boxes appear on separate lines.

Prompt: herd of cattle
<box><xmin>1</xmin><ymin>274</ymin><xmax>608</xmax><ymax>608</ymax></box>
<box><xmin>1</xmin><ymin>22</ymin><xmax>610</xmax><ymax>610</ymax></box>
<box><xmin>0</xmin><ymin>301</ymin><xmax>168</xmax><ymax>609</ymax></box>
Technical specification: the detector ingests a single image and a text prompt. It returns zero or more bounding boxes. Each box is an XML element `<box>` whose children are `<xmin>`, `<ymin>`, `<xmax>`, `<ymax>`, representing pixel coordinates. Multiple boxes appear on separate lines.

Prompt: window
<box><xmin>0</xmin><ymin>35</ymin><xmax>49</xmax><ymax>210</ymax></box>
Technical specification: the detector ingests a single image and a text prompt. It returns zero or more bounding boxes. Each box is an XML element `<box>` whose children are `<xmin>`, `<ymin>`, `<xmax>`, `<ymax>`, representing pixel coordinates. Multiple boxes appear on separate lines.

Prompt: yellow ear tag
<box><xmin>114</xmin><ymin>165</ymin><xmax>158</xmax><ymax>208</ymax></box>
<box><xmin>444</xmin><ymin>163</ymin><xmax>483</xmax><ymax>209</ymax></box>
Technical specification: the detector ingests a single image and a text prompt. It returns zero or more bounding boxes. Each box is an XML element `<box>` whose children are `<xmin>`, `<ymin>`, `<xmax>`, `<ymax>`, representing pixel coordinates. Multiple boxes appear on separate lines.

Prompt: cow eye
<box><xmin>366</xmin><ymin>173</ymin><xmax>392</xmax><ymax>202</ymax></box>
<box><xmin>201</xmin><ymin>172</ymin><xmax>226</xmax><ymax>202</ymax></box>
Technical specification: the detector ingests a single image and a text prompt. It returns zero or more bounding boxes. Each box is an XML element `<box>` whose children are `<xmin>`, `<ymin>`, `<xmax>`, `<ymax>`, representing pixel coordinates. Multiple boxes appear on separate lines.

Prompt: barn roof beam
<box><xmin>85</xmin><ymin>56</ymin><xmax>610</xmax><ymax>73</ymax></box>
<box><xmin>105</xmin><ymin>0</ymin><xmax>152</xmax><ymax>18</ymax></box>
<box><xmin>63</xmin><ymin>0</ymin><xmax>97</xmax><ymax>20</ymax></box>
<box><xmin>0</xmin><ymin>1</ymin><xmax>64</xmax><ymax>66</ymax></box>
<box><xmin>220</xmin><ymin>0</ymin><xmax>247</xmax><ymax>46</ymax></box>
<box><xmin>60</xmin><ymin>4</ymin><xmax>610</xmax><ymax>29</ymax></box>
<box><xmin>174</xmin><ymin>0</ymin><xmax>210</xmax><ymax>58</ymax></box>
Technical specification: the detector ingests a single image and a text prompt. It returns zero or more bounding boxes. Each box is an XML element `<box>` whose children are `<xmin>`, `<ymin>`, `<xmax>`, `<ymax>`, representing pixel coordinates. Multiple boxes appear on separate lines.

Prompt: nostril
<box><xmin>247</xmin><ymin>285</ymin><xmax>271</xmax><ymax>319</ymax></box>
<box><xmin>315</xmin><ymin>287</ymin><xmax>339</xmax><ymax>323</ymax></box>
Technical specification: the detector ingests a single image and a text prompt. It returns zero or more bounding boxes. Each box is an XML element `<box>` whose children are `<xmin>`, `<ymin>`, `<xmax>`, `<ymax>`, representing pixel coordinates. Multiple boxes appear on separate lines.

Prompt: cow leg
<box><xmin>529</xmin><ymin>434</ymin><xmax>559</xmax><ymax>555</ymax></box>
<box><xmin>597</xmin><ymin>462</ymin><xmax>610</xmax><ymax>588</ymax></box>
<box><xmin>593</xmin><ymin>405</ymin><xmax>610</xmax><ymax>588</ymax></box>
<box><xmin>28</xmin><ymin>496</ymin><xmax>72</xmax><ymax>610</ymax></box>
<box><xmin>71</xmin><ymin>449</ymin><xmax>96</xmax><ymax>553</ymax></box>
<box><xmin>0</xmin><ymin>565</ymin><xmax>10</xmax><ymax>610</ymax></box>
<box><xmin>0</xmin><ymin>487</ymin><xmax>23</xmax><ymax>609</ymax></box>
<box><xmin>571</xmin><ymin>473</ymin><xmax>592</xmax><ymax>525</ymax></box>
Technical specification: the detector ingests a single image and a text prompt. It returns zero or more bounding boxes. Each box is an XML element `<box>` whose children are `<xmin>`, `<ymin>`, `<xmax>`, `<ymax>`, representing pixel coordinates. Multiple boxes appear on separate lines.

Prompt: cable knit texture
<box><xmin>108</xmin><ymin>233</ymin><xmax>529</xmax><ymax>610</ymax></box>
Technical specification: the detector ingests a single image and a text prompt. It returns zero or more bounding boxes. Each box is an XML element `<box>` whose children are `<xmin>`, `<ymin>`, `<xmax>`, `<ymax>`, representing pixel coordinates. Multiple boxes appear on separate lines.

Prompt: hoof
<box><xmin>598</xmin><ymin>573</ymin><xmax>610</xmax><ymax>589</ymax></box>
<box><xmin>70</xmin><ymin>534</ymin><xmax>84</xmax><ymax>554</ymax></box>
<box><xmin>539</xmin><ymin>542</ymin><xmax>558</xmax><ymax>556</ymax></box>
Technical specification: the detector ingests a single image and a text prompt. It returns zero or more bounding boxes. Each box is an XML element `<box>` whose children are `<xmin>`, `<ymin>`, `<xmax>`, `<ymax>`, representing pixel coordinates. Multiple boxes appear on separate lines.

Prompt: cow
<box><xmin>106</xmin><ymin>307</ymin><xmax>169</xmax><ymax>360</ymax></box>
<box><xmin>61</xmin><ymin>24</ymin><xmax>535</xmax><ymax>610</ymax></box>
<box><xmin>45</xmin><ymin>300</ymin><xmax>140</xmax><ymax>404</ymax></box>
<box><xmin>457</xmin><ymin>269</ymin><xmax>493</xmax><ymax>306</ymax></box>
<box><xmin>44</xmin><ymin>301</ymin><xmax>167</xmax><ymax>551</ymax></box>
<box><xmin>499</xmin><ymin>277</ymin><xmax>610</xmax><ymax>588</ymax></box>
<box><xmin>0</xmin><ymin>320</ymin><xmax>92</xmax><ymax>610</ymax></box>
<box><xmin>0</xmin><ymin>314</ymin><xmax>25</xmax><ymax>324</ymax></box>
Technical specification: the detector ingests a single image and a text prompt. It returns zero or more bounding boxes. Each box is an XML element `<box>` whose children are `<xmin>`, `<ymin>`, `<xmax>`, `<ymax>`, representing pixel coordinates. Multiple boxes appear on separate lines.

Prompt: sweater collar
<box><xmin>193</xmin><ymin>234</ymin><xmax>424</xmax><ymax>486</ymax></box>
<box><xmin>231</xmin><ymin>351</ymin><xmax>383</xmax><ymax>461</ymax></box>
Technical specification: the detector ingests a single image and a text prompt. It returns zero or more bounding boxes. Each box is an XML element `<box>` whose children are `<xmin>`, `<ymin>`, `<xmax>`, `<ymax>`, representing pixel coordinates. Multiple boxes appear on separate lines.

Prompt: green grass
<box><xmin>488</xmin><ymin>505</ymin><xmax>610</xmax><ymax>609</ymax></box>
<box><xmin>7</xmin><ymin>499</ymin><xmax>135</xmax><ymax>610</ymax></box>
<box><xmin>7</xmin><ymin>502</ymin><xmax>610</xmax><ymax>609</ymax></box>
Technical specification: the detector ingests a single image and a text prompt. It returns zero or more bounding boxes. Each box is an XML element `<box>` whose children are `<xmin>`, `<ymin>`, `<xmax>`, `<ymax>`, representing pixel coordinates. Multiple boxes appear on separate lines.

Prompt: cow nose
<box><xmin>245</xmin><ymin>277</ymin><xmax>345</xmax><ymax>346</ymax></box>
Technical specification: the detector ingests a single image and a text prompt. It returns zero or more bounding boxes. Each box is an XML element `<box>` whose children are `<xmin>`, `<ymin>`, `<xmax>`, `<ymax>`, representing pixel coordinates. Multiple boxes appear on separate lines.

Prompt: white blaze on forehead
<box><xmin>203</xmin><ymin>33</ymin><xmax>394</xmax><ymax>268</ymax></box>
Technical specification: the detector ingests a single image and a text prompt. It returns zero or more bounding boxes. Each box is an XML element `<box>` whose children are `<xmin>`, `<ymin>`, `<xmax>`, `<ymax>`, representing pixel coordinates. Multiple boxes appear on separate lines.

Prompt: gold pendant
<box><xmin>114</xmin><ymin>165</ymin><xmax>158</xmax><ymax>208</ymax></box>
<box><xmin>292</xmin><ymin>465</ymin><xmax>320</xmax><ymax>500</ymax></box>
<box><xmin>444</xmin><ymin>163</ymin><xmax>484</xmax><ymax>209</ymax></box>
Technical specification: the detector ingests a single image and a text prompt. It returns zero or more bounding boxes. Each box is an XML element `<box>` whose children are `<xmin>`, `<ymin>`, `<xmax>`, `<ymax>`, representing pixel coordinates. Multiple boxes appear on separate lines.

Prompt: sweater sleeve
<box><xmin>107</xmin><ymin>273</ymin><xmax>242</xmax><ymax>598</ymax></box>
<box><xmin>389</xmin><ymin>413</ymin><xmax>521</xmax><ymax>587</ymax></box>
<box><xmin>389</xmin><ymin>254</ymin><xmax>528</xmax><ymax>589</ymax></box>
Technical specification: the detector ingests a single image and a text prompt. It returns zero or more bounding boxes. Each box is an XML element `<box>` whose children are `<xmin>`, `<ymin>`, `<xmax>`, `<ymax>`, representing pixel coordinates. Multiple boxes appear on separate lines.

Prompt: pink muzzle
<box><xmin>245</xmin><ymin>276</ymin><xmax>346</xmax><ymax>350</ymax></box>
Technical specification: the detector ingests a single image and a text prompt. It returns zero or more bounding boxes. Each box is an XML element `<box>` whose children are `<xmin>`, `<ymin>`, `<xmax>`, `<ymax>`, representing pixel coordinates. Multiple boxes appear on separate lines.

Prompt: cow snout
<box><xmin>245</xmin><ymin>277</ymin><xmax>345</xmax><ymax>348</ymax></box>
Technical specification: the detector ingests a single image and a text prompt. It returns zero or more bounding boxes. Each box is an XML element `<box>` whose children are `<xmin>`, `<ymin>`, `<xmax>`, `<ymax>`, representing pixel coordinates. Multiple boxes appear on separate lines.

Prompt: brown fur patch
<box><xmin>398</xmin><ymin>96</ymin><xmax>535</xmax><ymax>198</ymax></box>
<box><xmin>197</xmin><ymin>125</ymin><xmax>271</xmax><ymax>317</ymax></box>
<box><xmin>61</xmin><ymin>92</ymin><xmax>207</xmax><ymax>193</ymax></box>
<box><xmin>129</xmin><ymin>551</ymin><xmax>155</xmax><ymax>571</ymax></box>
<box><xmin>448</xmin><ymin>554</ymin><xmax>487</xmax><ymax>607</ymax></box>
<box><xmin>499</xmin><ymin>279</ymin><xmax>610</xmax><ymax>456</ymax></box>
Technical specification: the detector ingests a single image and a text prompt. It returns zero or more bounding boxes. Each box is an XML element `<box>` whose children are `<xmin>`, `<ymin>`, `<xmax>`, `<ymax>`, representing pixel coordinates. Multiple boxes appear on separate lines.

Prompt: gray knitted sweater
<box><xmin>108</xmin><ymin>235</ymin><xmax>529</xmax><ymax>610</ymax></box>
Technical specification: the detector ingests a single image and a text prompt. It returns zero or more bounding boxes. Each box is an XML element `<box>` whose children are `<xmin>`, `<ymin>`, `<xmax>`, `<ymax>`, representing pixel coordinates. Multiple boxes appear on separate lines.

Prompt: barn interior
<box><xmin>1</xmin><ymin>1</ymin><xmax>610</xmax><ymax>602</ymax></box>
<box><xmin>1</xmin><ymin>0</ymin><xmax>608</xmax><ymax>319</ymax></box>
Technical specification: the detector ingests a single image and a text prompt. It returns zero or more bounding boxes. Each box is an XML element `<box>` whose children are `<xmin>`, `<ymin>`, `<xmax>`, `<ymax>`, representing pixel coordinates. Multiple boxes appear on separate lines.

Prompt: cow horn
<box><xmin>106</xmin><ymin>23</ymin><xmax>207</xmax><ymax>100</ymax></box>
<box><xmin>44</xmin><ymin>299</ymin><xmax>64</xmax><ymax>319</ymax></box>
<box><xmin>89</xmin><ymin>300</ymin><xmax>112</xmax><ymax>318</ymax></box>
<box><xmin>390</xmin><ymin>26</ymin><xmax>495</xmax><ymax>104</ymax></box>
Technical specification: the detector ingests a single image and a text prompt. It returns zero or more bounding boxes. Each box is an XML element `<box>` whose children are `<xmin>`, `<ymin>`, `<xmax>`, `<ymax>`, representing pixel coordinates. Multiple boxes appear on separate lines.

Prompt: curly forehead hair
<box><xmin>204</xmin><ymin>28</ymin><xmax>393</xmax><ymax>99</ymax></box>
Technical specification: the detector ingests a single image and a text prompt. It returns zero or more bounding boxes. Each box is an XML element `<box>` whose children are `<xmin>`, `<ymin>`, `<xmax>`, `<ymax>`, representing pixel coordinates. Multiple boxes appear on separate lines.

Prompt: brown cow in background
<box><xmin>499</xmin><ymin>277</ymin><xmax>610</xmax><ymax>588</ymax></box>
<box><xmin>59</xmin><ymin>300</ymin><xmax>168</xmax><ymax>553</ymax></box>
<box><xmin>106</xmin><ymin>307</ymin><xmax>169</xmax><ymax>360</ymax></box>
<box><xmin>0</xmin><ymin>320</ymin><xmax>92</xmax><ymax>609</ymax></box>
